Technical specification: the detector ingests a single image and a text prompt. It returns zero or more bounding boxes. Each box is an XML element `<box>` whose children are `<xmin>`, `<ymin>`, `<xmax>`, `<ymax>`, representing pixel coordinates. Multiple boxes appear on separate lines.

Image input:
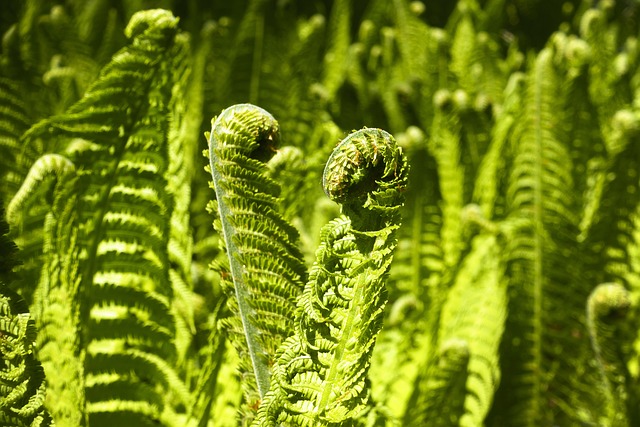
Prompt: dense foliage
<box><xmin>1</xmin><ymin>0</ymin><xmax>640</xmax><ymax>426</ymax></box>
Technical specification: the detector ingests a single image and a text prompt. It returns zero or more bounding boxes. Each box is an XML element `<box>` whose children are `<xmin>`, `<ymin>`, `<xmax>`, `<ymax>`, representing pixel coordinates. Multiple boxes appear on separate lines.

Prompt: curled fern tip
<box><xmin>210</xmin><ymin>104</ymin><xmax>280</xmax><ymax>162</ymax></box>
<box><xmin>323</xmin><ymin>128</ymin><xmax>408</xmax><ymax>204</ymax></box>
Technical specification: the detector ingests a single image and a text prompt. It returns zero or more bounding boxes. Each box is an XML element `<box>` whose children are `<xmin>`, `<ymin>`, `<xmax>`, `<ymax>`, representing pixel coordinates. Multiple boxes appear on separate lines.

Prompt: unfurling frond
<box><xmin>254</xmin><ymin>128</ymin><xmax>408</xmax><ymax>426</ymax></box>
<box><xmin>587</xmin><ymin>283</ymin><xmax>637</xmax><ymax>426</ymax></box>
<box><xmin>6</xmin><ymin>154</ymin><xmax>75</xmax><ymax>228</ymax></box>
<box><xmin>206</xmin><ymin>103</ymin><xmax>306</xmax><ymax>415</ymax></box>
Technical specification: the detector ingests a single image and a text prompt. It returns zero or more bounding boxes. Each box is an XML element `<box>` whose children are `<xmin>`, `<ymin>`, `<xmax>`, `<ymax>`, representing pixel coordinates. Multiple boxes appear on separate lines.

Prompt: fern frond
<box><xmin>163</xmin><ymin>22</ymin><xmax>196</xmax><ymax>374</ymax></box>
<box><xmin>254</xmin><ymin>128</ymin><xmax>408</xmax><ymax>426</ymax></box>
<box><xmin>449</xmin><ymin>5</ymin><xmax>477</xmax><ymax>94</ymax></box>
<box><xmin>472</xmin><ymin>72</ymin><xmax>524</xmax><ymax>220</ymax></box>
<box><xmin>587</xmin><ymin>282</ymin><xmax>637</xmax><ymax>426</ymax></box>
<box><xmin>579</xmin><ymin>7</ymin><xmax>628</xmax><ymax>128</ymax></box>
<box><xmin>0</xmin><ymin>210</ymin><xmax>52</xmax><ymax>427</ymax></box>
<box><xmin>274</xmin><ymin>14</ymin><xmax>327</xmax><ymax>150</ymax></box>
<box><xmin>0</xmin><ymin>78</ymin><xmax>32</xmax><ymax>205</ymax></box>
<box><xmin>547</xmin><ymin>33</ymin><xmax>605</xmax><ymax>226</ymax></box>
<box><xmin>27</xmin><ymin>161</ymin><xmax>88</xmax><ymax>427</ymax></box>
<box><xmin>581</xmin><ymin>108</ymin><xmax>640</xmax><ymax>285</ymax></box>
<box><xmin>12</xmin><ymin>9</ymin><xmax>192</xmax><ymax>425</ymax></box>
<box><xmin>436</xmin><ymin>232</ymin><xmax>506</xmax><ymax>426</ymax></box>
<box><xmin>387</xmin><ymin>1</ymin><xmax>450</xmax><ymax>127</ymax></box>
<box><xmin>428</xmin><ymin>95</ymin><xmax>466</xmax><ymax>274</ymax></box>
<box><xmin>405</xmin><ymin>338</ymin><xmax>470</xmax><ymax>427</ymax></box>
<box><xmin>489</xmin><ymin>46</ymin><xmax>589</xmax><ymax>426</ymax></box>
<box><xmin>185</xmin><ymin>301</ymin><xmax>227</xmax><ymax>426</ymax></box>
<box><xmin>6</xmin><ymin>154</ymin><xmax>75</xmax><ymax>228</ymax></box>
<box><xmin>449</xmin><ymin>2</ymin><xmax>508</xmax><ymax>105</ymax></box>
<box><xmin>322</xmin><ymin>0</ymin><xmax>352</xmax><ymax>103</ymax></box>
<box><xmin>405</xmin><ymin>231</ymin><xmax>506</xmax><ymax>427</ymax></box>
<box><xmin>7</xmin><ymin>154</ymin><xmax>79</xmax><ymax>366</ymax></box>
<box><xmin>0</xmin><ymin>282</ymin><xmax>53</xmax><ymax>427</ymax></box>
<box><xmin>206</xmin><ymin>103</ymin><xmax>306</xmax><ymax>412</ymax></box>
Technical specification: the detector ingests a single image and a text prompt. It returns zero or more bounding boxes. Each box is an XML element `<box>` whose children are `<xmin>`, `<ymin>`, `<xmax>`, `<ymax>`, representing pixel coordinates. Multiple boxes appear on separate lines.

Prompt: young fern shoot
<box><xmin>254</xmin><ymin>128</ymin><xmax>408</xmax><ymax>426</ymax></box>
<box><xmin>206</xmin><ymin>104</ymin><xmax>306</xmax><ymax>412</ymax></box>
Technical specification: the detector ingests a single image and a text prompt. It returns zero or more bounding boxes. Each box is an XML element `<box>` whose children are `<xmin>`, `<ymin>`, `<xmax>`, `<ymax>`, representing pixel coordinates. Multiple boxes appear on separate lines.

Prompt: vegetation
<box><xmin>1</xmin><ymin>0</ymin><xmax>640</xmax><ymax>426</ymax></box>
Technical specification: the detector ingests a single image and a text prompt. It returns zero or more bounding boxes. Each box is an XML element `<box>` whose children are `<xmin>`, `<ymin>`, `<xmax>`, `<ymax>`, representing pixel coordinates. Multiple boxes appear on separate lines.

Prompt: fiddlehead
<box><xmin>254</xmin><ymin>128</ymin><xmax>408</xmax><ymax>426</ymax></box>
<box><xmin>206</xmin><ymin>104</ymin><xmax>306</xmax><ymax>413</ymax></box>
<box><xmin>587</xmin><ymin>283</ymin><xmax>636</xmax><ymax>426</ymax></box>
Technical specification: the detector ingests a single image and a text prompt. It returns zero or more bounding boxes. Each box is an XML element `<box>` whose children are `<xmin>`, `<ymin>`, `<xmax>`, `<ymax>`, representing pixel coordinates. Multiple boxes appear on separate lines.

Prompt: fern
<box><xmin>254</xmin><ymin>128</ymin><xmax>408</xmax><ymax>426</ymax></box>
<box><xmin>9</xmin><ymin>154</ymin><xmax>86</xmax><ymax>426</ymax></box>
<box><xmin>471</xmin><ymin>72</ymin><xmax>524</xmax><ymax>220</ymax></box>
<box><xmin>0</xmin><ymin>208</ymin><xmax>52</xmax><ymax>427</ymax></box>
<box><xmin>437</xmin><ymin>232</ymin><xmax>506</xmax><ymax>426</ymax></box>
<box><xmin>206</xmin><ymin>103</ymin><xmax>306</xmax><ymax>417</ymax></box>
<box><xmin>407</xmin><ymin>338</ymin><xmax>470</xmax><ymax>427</ymax></box>
<box><xmin>0</xmin><ymin>283</ymin><xmax>53</xmax><ymax>427</ymax></box>
<box><xmin>8</xmin><ymin>9</ymin><xmax>192</xmax><ymax>426</ymax></box>
<box><xmin>321</xmin><ymin>0</ymin><xmax>352</xmax><ymax>103</ymax></box>
<box><xmin>581</xmin><ymin>107</ymin><xmax>640</xmax><ymax>286</ymax></box>
<box><xmin>3</xmin><ymin>1</ymin><xmax>640</xmax><ymax>426</ymax></box>
<box><xmin>0</xmin><ymin>78</ymin><xmax>32</xmax><ymax>205</ymax></box>
<box><xmin>489</xmin><ymin>46</ymin><xmax>589</xmax><ymax>425</ymax></box>
<box><xmin>587</xmin><ymin>282</ymin><xmax>637</xmax><ymax>426</ymax></box>
<box><xmin>405</xmin><ymin>227</ymin><xmax>506</xmax><ymax>427</ymax></box>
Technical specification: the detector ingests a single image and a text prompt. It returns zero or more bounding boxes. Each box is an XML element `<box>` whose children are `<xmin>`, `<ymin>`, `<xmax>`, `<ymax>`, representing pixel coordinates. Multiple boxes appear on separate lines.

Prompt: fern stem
<box><xmin>209</xmin><ymin>180</ymin><xmax>266</xmax><ymax>396</ymax></box>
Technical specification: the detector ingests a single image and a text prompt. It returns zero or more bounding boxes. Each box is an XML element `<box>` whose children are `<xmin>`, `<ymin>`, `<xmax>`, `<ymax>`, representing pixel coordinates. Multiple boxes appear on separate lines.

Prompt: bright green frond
<box><xmin>8</xmin><ymin>9</ymin><xmax>192</xmax><ymax>426</ymax></box>
<box><xmin>206</xmin><ymin>103</ymin><xmax>306</xmax><ymax>416</ymax></box>
<box><xmin>0</xmin><ymin>283</ymin><xmax>53</xmax><ymax>427</ymax></box>
<box><xmin>405</xmin><ymin>338</ymin><xmax>470</xmax><ymax>427</ymax></box>
<box><xmin>490</xmin><ymin>46</ymin><xmax>590</xmax><ymax>426</ymax></box>
<box><xmin>254</xmin><ymin>128</ymin><xmax>408</xmax><ymax>426</ymax></box>
<box><xmin>587</xmin><ymin>283</ymin><xmax>637</xmax><ymax>426</ymax></box>
<box><xmin>0</xmin><ymin>212</ymin><xmax>52</xmax><ymax>427</ymax></box>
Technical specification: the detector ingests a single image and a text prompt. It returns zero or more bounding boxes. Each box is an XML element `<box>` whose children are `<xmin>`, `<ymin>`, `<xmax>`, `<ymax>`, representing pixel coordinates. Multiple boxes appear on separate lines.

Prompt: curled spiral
<box><xmin>322</xmin><ymin>128</ymin><xmax>408</xmax><ymax>207</ymax></box>
<box><xmin>322</xmin><ymin>128</ymin><xmax>408</xmax><ymax>233</ymax></box>
<box><xmin>209</xmin><ymin>103</ymin><xmax>280</xmax><ymax>162</ymax></box>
